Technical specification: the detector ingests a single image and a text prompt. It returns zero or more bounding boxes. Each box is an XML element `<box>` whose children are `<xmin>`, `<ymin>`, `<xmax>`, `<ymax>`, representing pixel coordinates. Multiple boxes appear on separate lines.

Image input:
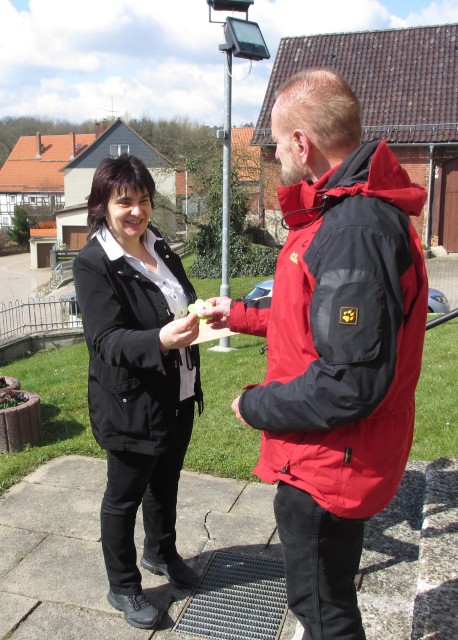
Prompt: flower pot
<box><xmin>0</xmin><ymin>375</ymin><xmax>20</xmax><ymax>391</ymax></box>
<box><xmin>0</xmin><ymin>390</ymin><xmax>43</xmax><ymax>453</ymax></box>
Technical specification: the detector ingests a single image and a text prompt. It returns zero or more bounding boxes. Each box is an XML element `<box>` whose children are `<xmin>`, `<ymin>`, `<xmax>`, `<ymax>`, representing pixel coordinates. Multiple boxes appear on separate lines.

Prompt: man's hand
<box><xmin>159</xmin><ymin>313</ymin><xmax>199</xmax><ymax>351</ymax></box>
<box><xmin>201</xmin><ymin>296</ymin><xmax>232</xmax><ymax>329</ymax></box>
<box><xmin>231</xmin><ymin>395</ymin><xmax>250</xmax><ymax>427</ymax></box>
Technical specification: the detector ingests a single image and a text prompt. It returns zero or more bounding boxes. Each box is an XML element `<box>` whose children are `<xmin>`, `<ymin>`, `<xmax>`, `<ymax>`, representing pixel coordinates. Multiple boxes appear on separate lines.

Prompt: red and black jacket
<box><xmin>230</xmin><ymin>140</ymin><xmax>428</xmax><ymax>518</ymax></box>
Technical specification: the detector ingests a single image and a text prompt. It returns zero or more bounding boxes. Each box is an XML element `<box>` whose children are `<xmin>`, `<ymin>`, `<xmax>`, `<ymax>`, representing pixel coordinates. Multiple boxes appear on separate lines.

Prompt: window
<box><xmin>2</xmin><ymin>216</ymin><xmax>10</xmax><ymax>226</ymax></box>
<box><xmin>110</xmin><ymin>144</ymin><xmax>129</xmax><ymax>157</ymax></box>
<box><xmin>10</xmin><ymin>195</ymin><xmax>16</xmax><ymax>204</ymax></box>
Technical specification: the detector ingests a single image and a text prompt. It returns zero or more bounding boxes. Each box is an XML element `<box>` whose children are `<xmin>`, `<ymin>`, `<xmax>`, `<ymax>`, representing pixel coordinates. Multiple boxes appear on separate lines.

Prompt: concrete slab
<box><xmin>24</xmin><ymin>455</ymin><xmax>106</xmax><ymax>491</ymax></box>
<box><xmin>3</xmin><ymin>535</ymin><xmax>107</xmax><ymax>608</ymax></box>
<box><xmin>7</xmin><ymin>601</ymin><xmax>153</xmax><ymax>640</ymax></box>
<box><xmin>0</xmin><ymin>525</ymin><xmax>46</xmax><ymax>578</ymax></box>
<box><xmin>0</xmin><ymin>593</ymin><xmax>39</xmax><ymax>638</ymax></box>
<box><xmin>0</xmin><ymin>482</ymin><xmax>101</xmax><ymax>541</ymax></box>
<box><xmin>176</xmin><ymin>470</ymin><xmax>247</xmax><ymax>512</ymax></box>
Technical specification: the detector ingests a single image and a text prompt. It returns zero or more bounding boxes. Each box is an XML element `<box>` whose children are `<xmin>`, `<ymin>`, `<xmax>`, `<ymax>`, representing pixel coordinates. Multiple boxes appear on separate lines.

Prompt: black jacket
<box><xmin>73</xmin><ymin>227</ymin><xmax>203</xmax><ymax>455</ymax></box>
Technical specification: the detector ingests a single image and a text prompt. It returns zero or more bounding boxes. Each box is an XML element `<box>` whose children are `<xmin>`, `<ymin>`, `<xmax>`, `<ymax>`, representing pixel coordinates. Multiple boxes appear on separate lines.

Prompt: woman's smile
<box><xmin>106</xmin><ymin>187</ymin><xmax>152</xmax><ymax>247</ymax></box>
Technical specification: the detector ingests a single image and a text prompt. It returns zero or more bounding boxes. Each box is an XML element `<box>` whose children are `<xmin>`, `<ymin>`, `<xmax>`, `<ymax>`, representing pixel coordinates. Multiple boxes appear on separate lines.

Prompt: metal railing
<box><xmin>426</xmin><ymin>308</ymin><xmax>458</xmax><ymax>330</ymax></box>
<box><xmin>53</xmin><ymin>260</ymin><xmax>74</xmax><ymax>286</ymax></box>
<box><xmin>0</xmin><ymin>297</ymin><xmax>82</xmax><ymax>342</ymax></box>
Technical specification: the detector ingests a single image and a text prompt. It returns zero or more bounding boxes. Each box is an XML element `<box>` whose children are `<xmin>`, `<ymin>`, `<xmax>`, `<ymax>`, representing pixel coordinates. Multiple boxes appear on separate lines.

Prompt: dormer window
<box><xmin>110</xmin><ymin>144</ymin><xmax>129</xmax><ymax>157</ymax></box>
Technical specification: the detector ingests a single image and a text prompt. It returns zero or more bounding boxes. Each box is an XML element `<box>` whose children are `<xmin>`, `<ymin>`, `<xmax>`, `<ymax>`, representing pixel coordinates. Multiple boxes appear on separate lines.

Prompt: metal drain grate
<box><xmin>175</xmin><ymin>552</ymin><xmax>287</xmax><ymax>640</ymax></box>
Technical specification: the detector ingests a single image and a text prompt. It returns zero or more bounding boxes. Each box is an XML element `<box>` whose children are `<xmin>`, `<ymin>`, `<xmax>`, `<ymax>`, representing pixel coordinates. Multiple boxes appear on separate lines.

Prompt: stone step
<box><xmin>411</xmin><ymin>457</ymin><xmax>458</xmax><ymax>640</ymax></box>
<box><xmin>290</xmin><ymin>458</ymin><xmax>457</xmax><ymax>640</ymax></box>
<box><xmin>358</xmin><ymin>460</ymin><xmax>427</xmax><ymax>640</ymax></box>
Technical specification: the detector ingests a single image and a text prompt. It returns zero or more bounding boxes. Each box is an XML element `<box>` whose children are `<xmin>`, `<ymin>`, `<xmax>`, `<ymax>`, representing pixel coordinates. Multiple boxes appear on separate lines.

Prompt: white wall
<box><xmin>63</xmin><ymin>168</ymin><xmax>95</xmax><ymax>207</ymax></box>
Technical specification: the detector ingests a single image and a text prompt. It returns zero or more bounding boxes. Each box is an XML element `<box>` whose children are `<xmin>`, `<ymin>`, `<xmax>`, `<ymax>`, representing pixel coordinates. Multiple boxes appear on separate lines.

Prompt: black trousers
<box><xmin>274</xmin><ymin>482</ymin><xmax>367</xmax><ymax>640</ymax></box>
<box><xmin>101</xmin><ymin>398</ymin><xmax>194</xmax><ymax>594</ymax></box>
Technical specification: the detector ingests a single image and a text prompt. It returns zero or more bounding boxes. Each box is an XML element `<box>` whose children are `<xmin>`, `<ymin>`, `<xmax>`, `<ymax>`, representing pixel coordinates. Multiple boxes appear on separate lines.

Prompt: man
<box><xmin>204</xmin><ymin>69</ymin><xmax>428</xmax><ymax>640</ymax></box>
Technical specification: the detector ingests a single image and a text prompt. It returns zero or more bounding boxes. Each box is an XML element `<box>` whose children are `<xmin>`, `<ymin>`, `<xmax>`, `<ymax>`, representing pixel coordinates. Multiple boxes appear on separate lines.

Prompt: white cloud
<box><xmin>389</xmin><ymin>0</ymin><xmax>458</xmax><ymax>27</ymax></box>
<box><xmin>0</xmin><ymin>0</ymin><xmax>456</xmax><ymax>126</ymax></box>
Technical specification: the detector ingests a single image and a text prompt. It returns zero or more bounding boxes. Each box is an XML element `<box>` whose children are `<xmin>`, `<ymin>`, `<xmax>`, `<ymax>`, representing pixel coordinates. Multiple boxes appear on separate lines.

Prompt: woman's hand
<box><xmin>201</xmin><ymin>296</ymin><xmax>232</xmax><ymax>329</ymax></box>
<box><xmin>159</xmin><ymin>313</ymin><xmax>199</xmax><ymax>352</ymax></box>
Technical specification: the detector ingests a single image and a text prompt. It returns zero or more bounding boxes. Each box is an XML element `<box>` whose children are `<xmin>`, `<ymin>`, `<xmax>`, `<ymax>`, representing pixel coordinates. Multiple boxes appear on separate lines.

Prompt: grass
<box><xmin>0</xmin><ymin>262</ymin><xmax>456</xmax><ymax>496</ymax></box>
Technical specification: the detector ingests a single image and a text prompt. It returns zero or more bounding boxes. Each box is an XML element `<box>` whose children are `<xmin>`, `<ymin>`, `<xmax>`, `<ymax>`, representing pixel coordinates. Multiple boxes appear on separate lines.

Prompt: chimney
<box><xmin>35</xmin><ymin>132</ymin><xmax>42</xmax><ymax>159</ymax></box>
<box><xmin>69</xmin><ymin>131</ymin><xmax>76</xmax><ymax>159</ymax></box>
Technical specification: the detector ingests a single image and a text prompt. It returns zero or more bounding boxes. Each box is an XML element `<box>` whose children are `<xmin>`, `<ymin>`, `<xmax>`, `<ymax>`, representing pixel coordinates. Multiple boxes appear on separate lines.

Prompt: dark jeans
<box><xmin>101</xmin><ymin>398</ymin><xmax>194</xmax><ymax>594</ymax></box>
<box><xmin>274</xmin><ymin>482</ymin><xmax>367</xmax><ymax>640</ymax></box>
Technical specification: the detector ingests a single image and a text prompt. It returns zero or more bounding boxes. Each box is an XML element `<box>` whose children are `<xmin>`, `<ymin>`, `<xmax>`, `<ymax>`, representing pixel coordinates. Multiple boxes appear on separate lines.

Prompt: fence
<box><xmin>0</xmin><ymin>297</ymin><xmax>82</xmax><ymax>342</ymax></box>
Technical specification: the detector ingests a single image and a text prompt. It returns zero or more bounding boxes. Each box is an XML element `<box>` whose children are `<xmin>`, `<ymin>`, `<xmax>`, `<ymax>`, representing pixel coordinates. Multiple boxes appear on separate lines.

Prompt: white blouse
<box><xmin>96</xmin><ymin>227</ymin><xmax>196</xmax><ymax>402</ymax></box>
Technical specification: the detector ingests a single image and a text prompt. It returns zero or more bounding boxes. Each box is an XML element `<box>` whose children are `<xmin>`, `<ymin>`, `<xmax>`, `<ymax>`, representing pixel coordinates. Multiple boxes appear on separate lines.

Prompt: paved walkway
<box><xmin>2</xmin><ymin>456</ymin><xmax>450</xmax><ymax>640</ymax></box>
<box><xmin>0</xmin><ymin>456</ymin><xmax>299</xmax><ymax>640</ymax></box>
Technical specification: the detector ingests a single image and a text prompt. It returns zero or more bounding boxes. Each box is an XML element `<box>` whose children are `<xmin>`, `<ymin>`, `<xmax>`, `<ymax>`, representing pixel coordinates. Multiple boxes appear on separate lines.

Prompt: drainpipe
<box><xmin>424</xmin><ymin>144</ymin><xmax>435</xmax><ymax>248</ymax></box>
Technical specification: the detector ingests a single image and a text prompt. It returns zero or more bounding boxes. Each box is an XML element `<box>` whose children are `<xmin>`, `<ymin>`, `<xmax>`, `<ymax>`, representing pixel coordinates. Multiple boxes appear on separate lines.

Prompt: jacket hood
<box><xmin>277</xmin><ymin>140</ymin><xmax>427</xmax><ymax>229</ymax></box>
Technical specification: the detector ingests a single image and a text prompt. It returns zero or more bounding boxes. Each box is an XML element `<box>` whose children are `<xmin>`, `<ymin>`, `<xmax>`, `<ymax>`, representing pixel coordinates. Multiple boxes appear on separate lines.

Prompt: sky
<box><xmin>1</xmin><ymin>0</ymin><xmax>457</xmax><ymax>128</ymax></box>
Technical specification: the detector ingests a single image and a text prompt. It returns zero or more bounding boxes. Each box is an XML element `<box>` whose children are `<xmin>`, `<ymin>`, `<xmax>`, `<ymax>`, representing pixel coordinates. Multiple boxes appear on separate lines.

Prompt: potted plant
<box><xmin>0</xmin><ymin>386</ymin><xmax>43</xmax><ymax>453</ymax></box>
<box><xmin>0</xmin><ymin>375</ymin><xmax>20</xmax><ymax>391</ymax></box>
<box><xmin>422</xmin><ymin>243</ymin><xmax>432</xmax><ymax>259</ymax></box>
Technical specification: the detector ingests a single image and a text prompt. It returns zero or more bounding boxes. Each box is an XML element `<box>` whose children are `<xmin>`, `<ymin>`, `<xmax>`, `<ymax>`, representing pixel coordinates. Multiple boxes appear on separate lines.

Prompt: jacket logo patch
<box><xmin>339</xmin><ymin>307</ymin><xmax>358</xmax><ymax>325</ymax></box>
<box><xmin>290</xmin><ymin>252</ymin><xmax>298</xmax><ymax>264</ymax></box>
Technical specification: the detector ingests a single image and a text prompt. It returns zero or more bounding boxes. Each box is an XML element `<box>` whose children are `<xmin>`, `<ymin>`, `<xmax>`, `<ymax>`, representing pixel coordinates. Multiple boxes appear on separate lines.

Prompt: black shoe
<box><xmin>140</xmin><ymin>555</ymin><xmax>198</xmax><ymax>589</ymax></box>
<box><xmin>107</xmin><ymin>590</ymin><xmax>160</xmax><ymax>630</ymax></box>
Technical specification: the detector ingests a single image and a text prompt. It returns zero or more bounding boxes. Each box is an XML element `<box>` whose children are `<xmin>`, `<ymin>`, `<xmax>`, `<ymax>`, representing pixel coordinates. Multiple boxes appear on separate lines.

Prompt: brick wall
<box><xmin>261</xmin><ymin>145</ymin><xmax>430</xmax><ymax>244</ymax></box>
<box><xmin>390</xmin><ymin>147</ymin><xmax>429</xmax><ymax>242</ymax></box>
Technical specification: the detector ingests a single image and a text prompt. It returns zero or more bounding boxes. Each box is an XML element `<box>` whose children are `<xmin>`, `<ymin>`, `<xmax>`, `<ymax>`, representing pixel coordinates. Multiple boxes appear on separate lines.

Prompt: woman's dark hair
<box><xmin>87</xmin><ymin>154</ymin><xmax>156</xmax><ymax>238</ymax></box>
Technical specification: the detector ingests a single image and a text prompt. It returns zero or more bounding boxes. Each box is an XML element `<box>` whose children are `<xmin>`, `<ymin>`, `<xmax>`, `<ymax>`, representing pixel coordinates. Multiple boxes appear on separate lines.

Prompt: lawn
<box><xmin>0</xmin><ymin>266</ymin><xmax>456</xmax><ymax>496</ymax></box>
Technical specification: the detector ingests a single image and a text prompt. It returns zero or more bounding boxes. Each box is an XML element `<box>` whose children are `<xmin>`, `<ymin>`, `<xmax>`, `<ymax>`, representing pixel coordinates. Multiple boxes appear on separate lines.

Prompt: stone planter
<box><xmin>0</xmin><ymin>375</ymin><xmax>20</xmax><ymax>391</ymax></box>
<box><xmin>0</xmin><ymin>390</ymin><xmax>43</xmax><ymax>453</ymax></box>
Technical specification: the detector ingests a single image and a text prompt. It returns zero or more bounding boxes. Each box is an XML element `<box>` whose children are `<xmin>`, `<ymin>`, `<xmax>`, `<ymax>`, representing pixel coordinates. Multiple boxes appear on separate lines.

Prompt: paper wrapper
<box><xmin>192</xmin><ymin>324</ymin><xmax>238</xmax><ymax>345</ymax></box>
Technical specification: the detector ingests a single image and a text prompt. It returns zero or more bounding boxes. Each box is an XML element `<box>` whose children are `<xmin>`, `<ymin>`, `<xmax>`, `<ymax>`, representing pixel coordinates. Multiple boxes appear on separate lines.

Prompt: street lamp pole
<box><xmin>219</xmin><ymin>45</ymin><xmax>233</xmax><ymax>350</ymax></box>
<box><xmin>207</xmin><ymin>0</ymin><xmax>269</xmax><ymax>351</ymax></box>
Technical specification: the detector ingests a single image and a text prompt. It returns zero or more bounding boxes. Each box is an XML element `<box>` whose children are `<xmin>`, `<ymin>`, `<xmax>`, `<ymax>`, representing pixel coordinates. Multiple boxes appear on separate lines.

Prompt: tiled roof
<box><xmin>253</xmin><ymin>24</ymin><xmax>458</xmax><ymax>145</ymax></box>
<box><xmin>0</xmin><ymin>133</ymin><xmax>96</xmax><ymax>193</ymax></box>
<box><xmin>30</xmin><ymin>228</ymin><xmax>57</xmax><ymax>238</ymax></box>
<box><xmin>232</xmin><ymin>127</ymin><xmax>261</xmax><ymax>182</ymax></box>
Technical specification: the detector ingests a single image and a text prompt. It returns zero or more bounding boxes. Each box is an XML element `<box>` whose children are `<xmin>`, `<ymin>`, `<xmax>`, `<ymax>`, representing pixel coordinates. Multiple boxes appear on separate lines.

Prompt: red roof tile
<box><xmin>253</xmin><ymin>24</ymin><xmax>458</xmax><ymax>145</ymax></box>
<box><xmin>30</xmin><ymin>228</ymin><xmax>57</xmax><ymax>238</ymax></box>
<box><xmin>0</xmin><ymin>132</ymin><xmax>96</xmax><ymax>193</ymax></box>
<box><xmin>232</xmin><ymin>127</ymin><xmax>261</xmax><ymax>182</ymax></box>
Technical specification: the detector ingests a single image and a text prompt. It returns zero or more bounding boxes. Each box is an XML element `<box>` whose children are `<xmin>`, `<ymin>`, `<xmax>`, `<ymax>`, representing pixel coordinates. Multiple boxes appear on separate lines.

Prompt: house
<box><xmin>0</xmin><ymin>131</ymin><xmax>96</xmax><ymax>230</ymax></box>
<box><xmin>58</xmin><ymin>118</ymin><xmax>177</xmax><ymax>252</ymax></box>
<box><xmin>0</xmin><ymin>131</ymin><xmax>96</xmax><ymax>266</ymax></box>
<box><xmin>252</xmin><ymin>24</ymin><xmax>458</xmax><ymax>252</ymax></box>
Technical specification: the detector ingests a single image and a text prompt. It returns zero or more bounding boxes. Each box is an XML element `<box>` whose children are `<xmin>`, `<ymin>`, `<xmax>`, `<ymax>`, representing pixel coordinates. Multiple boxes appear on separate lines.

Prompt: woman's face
<box><xmin>106</xmin><ymin>186</ymin><xmax>152</xmax><ymax>247</ymax></box>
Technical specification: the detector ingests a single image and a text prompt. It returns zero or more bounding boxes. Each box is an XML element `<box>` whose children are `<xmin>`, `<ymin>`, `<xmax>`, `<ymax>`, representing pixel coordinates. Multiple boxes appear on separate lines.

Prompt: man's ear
<box><xmin>291</xmin><ymin>129</ymin><xmax>310</xmax><ymax>162</ymax></box>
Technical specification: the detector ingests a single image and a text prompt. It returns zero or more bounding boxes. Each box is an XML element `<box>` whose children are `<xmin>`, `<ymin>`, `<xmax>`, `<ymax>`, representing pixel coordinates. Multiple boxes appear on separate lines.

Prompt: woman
<box><xmin>73</xmin><ymin>154</ymin><xmax>203</xmax><ymax>630</ymax></box>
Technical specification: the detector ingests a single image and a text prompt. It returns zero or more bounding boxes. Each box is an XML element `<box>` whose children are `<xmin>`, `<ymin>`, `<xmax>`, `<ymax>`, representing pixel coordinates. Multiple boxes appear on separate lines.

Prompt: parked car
<box><xmin>427</xmin><ymin>288</ymin><xmax>450</xmax><ymax>313</ymax></box>
<box><xmin>245</xmin><ymin>279</ymin><xmax>450</xmax><ymax>314</ymax></box>
<box><xmin>245</xmin><ymin>278</ymin><xmax>274</xmax><ymax>300</ymax></box>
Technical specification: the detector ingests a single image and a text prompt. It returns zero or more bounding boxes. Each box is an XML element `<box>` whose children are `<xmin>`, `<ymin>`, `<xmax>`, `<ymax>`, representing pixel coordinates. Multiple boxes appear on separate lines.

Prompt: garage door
<box><xmin>62</xmin><ymin>226</ymin><xmax>88</xmax><ymax>249</ymax></box>
<box><xmin>37</xmin><ymin>242</ymin><xmax>54</xmax><ymax>268</ymax></box>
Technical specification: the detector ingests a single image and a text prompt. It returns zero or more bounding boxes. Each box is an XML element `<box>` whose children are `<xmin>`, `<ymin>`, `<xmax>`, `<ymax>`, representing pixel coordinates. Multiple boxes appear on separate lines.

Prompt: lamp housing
<box><xmin>207</xmin><ymin>0</ymin><xmax>254</xmax><ymax>11</ymax></box>
<box><xmin>224</xmin><ymin>16</ymin><xmax>270</xmax><ymax>61</ymax></box>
